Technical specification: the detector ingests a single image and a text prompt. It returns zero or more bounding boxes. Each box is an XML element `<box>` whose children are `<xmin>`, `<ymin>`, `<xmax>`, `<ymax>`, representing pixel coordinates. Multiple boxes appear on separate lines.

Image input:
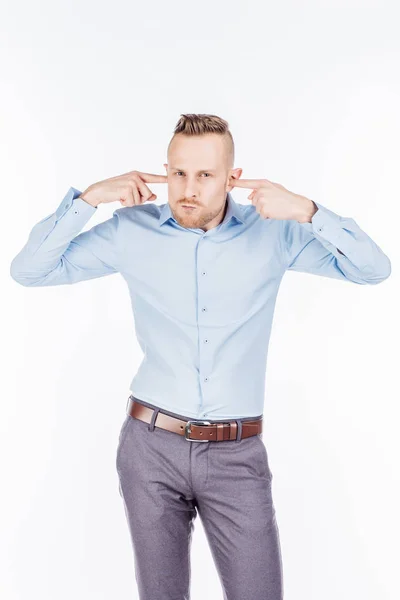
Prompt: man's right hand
<box><xmin>79</xmin><ymin>170</ymin><xmax>168</xmax><ymax>208</ymax></box>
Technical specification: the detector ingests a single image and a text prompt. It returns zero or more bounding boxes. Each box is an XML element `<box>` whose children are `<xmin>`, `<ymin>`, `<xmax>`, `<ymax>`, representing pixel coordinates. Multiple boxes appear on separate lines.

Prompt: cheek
<box><xmin>167</xmin><ymin>182</ymin><xmax>182</xmax><ymax>200</ymax></box>
<box><xmin>169</xmin><ymin>179</ymin><xmax>187</xmax><ymax>195</ymax></box>
<box><xmin>204</xmin><ymin>181</ymin><xmax>223</xmax><ymax>197</ymax></box>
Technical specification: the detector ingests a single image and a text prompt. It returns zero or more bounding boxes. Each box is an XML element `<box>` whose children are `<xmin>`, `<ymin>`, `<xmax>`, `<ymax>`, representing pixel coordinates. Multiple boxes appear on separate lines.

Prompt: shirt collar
<box><xmin>158</xmin><ymin>191</ymin><xmax>245</xmax><ymax>227</ymax></box>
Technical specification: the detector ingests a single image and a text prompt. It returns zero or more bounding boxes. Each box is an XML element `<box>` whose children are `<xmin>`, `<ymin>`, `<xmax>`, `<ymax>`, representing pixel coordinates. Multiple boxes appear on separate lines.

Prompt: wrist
<box><xmin>296</xmin><ymin>197</ymin><xmax>317</xmax><ymax>223</ymax></box>
<box><xmin>79</xmin><ymin>191</ymin><xmax>100</xmax><ymax>208</ymax></box>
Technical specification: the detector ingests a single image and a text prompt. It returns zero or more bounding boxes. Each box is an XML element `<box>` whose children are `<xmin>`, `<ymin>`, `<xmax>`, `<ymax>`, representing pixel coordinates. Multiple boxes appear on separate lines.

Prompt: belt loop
<box><xmin>148</xmin><ymin>408</ymin><xmax>160</xmax><ymax>432</ymax></box>
<box><xmin>235</xmin><ymin>419</ymin><xmax>243</xmax><ymax>442</ymax></box>
<box><xmin>216</xmin><ymin>423</ymin><xmax>224</xmax><ymax>441</ymax></box>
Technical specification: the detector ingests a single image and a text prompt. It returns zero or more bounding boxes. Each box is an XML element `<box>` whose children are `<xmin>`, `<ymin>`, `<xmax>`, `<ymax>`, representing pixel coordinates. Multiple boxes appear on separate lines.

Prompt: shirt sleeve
<box><xmin>10</xmin><ymin>186</ymin><xmax>122</xmax><ymax>286</ymax></box>
<box><xmin>280</xmin><ymin>201</ymin><xmax>391</xmax><ymax>285</ymax></box>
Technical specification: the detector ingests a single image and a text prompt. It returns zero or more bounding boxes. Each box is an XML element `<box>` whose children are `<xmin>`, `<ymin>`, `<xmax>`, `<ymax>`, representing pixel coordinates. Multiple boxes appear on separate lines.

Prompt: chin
<box><xmin>179</xmin><ymin>217</ymin><xmax>198</xmax><ymax>227</ymax></box>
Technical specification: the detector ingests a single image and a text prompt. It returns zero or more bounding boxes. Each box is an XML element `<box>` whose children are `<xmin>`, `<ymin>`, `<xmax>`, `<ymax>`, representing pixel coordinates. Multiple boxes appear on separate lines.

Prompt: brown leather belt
<box><xmin>127</xmin><ymin>397</ymin><xmax>263</xmax><ymax>442</ymax></box>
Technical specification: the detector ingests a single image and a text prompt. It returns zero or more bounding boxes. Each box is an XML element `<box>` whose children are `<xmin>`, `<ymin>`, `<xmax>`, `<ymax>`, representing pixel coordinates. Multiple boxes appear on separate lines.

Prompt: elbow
<box><xmin>362</xmin><ymin>255</ymin><xmax>391</xmax><ymax>285</ymax></box>
<box><xmin>10</xmin><ymin>270</ymin><xmax>31</xmax><ymax>287</ymax></box>
<box><xmin>9</xmin><ymin>258</ymin><xmax>28</xmax><ymax>286</ymax></box>
<box><xmin>10</xmin><ymin>257</ymin><xmax>38</xmax><ymax>287</ymax></box>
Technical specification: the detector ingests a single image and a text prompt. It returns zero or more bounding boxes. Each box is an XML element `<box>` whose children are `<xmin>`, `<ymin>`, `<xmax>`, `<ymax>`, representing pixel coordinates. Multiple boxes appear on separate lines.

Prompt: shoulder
<box><xmin>239</xmin><ymin>202</ymin><xmax>281</xmax><ymax>232</ymax></box>
<box><xmin>112</xmin><ymin>202</ymin><xmax>162</xmax><ymax>226</ymax></box>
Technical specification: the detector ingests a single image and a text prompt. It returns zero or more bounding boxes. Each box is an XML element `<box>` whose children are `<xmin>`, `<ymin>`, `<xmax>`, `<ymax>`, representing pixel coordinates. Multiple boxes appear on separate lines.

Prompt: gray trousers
<box><xmin>116</xmin><ymin>397</ymin><xmax>284</xmax><ymax>599</ymax></box>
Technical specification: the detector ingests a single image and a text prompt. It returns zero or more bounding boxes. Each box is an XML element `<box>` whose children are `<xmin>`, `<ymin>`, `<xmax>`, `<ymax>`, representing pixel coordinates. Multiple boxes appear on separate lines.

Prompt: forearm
<box><xmin>10</xmin><ymin>187</ymin><xmax>97</xmax><ymax>286</ymax></box>
<box><xmin>285</xmin><ymin>198</ymin><xmax>391</xmax><ymax>284</ymax></box>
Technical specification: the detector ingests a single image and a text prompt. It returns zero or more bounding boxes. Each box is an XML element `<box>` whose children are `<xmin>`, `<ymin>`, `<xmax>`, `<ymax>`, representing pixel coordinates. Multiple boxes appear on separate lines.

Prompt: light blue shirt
<box><xmin>10</xmin><ymin>186</ymin><xmax>391</xmax><ymax>420</ymax></box>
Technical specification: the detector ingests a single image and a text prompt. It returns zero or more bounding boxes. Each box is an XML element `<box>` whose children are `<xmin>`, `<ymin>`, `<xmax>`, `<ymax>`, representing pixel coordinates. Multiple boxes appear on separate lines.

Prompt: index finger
<box><xmin>229</xmin><ymin>178</ymin><xmax>270</xmax><ymax>189</ymax></box>
<box><xmin>137</xmin><ymin>172</ymin><xmax>168</xmax><ymax>184</ymax></box>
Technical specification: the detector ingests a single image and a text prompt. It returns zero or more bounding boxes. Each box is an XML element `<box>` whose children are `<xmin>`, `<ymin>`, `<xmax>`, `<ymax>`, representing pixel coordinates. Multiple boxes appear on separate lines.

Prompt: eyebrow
<box><xmin>170</xmin><ymin>167</ymin><xmax>217</xmax><ymax>173</ymax></box>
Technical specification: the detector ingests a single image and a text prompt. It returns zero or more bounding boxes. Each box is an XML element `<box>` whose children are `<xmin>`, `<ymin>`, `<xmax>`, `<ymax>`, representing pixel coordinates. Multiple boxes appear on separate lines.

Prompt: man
<box><xmin>10</xmin><ymin>113</ymin><xmax>391</xmax><ymax>600</ymax></box>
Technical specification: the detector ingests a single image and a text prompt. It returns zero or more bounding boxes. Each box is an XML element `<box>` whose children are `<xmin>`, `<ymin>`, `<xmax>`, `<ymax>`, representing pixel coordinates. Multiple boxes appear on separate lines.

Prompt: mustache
<box><xmin>180</xmin><ymin>201</ymin><xmax>201</xmax><ymax>207</ymax></box>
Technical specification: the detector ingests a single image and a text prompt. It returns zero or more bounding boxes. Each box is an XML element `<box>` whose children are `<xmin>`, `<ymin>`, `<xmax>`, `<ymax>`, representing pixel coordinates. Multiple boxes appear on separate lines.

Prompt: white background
<box><xmin>2</xmin><ymin>1</ymin><xmax>399</xmax><ymax>598</ymax></box>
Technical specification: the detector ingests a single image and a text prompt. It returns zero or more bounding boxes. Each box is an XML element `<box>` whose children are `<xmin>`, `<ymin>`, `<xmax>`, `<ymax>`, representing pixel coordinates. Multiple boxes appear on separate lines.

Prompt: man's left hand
<box><xmin>229</xmin><ymin>177</ymin><xmax>318</xmax><ymax>223</ymax></box>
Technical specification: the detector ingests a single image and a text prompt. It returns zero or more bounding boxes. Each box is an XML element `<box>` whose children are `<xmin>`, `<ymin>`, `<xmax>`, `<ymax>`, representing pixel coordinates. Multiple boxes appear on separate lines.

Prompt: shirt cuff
<box><xmin>299</xmin><ymin>200</ymin><xmax>350</xmax><ymax>247</ymax></box>
<box><xmin>54</xmin><ymin>186</ymin><xmax>97</xmax><ymax>222</ymax></box>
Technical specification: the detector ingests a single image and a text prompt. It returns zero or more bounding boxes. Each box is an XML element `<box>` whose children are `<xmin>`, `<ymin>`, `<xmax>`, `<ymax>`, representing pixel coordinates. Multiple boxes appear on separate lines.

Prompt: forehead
<box><xmin>168</xmin><ymin>134</ymin><xmax>228</xmax><ymax>168</ymax></box>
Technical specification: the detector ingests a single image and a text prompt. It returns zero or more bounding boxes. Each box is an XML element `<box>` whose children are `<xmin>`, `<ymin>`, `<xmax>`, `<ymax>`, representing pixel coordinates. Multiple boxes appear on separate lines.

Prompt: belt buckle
<box><xmin>184</xmin><ymin>419</ymin><xmax>212</xmax><ymax>442</ymax></box>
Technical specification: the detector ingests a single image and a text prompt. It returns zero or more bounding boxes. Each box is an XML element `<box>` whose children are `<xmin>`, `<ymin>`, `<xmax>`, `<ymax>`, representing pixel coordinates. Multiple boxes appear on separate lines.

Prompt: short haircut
<box><xmin>168</xmin><ymin>113</ymin><xmax>234</xmax><ymax>167</ymax></box>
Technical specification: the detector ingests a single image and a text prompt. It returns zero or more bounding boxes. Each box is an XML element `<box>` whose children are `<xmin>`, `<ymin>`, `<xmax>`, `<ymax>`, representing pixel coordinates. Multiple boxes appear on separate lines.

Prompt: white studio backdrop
<box><xmin>1</xmin><ymin>1</ymin><xmax>399</xmax><ymax>599</ymax></box>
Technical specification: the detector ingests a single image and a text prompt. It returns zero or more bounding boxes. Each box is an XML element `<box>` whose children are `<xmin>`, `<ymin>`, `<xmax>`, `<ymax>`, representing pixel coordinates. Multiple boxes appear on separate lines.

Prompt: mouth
<box><xmin>181</xmin><ymin>205</ymin><xmax>198</xmax><ymax>209</ymax></box>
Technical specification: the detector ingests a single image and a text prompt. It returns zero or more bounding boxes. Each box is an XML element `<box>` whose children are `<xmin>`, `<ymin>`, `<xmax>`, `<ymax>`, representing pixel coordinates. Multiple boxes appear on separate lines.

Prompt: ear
<box><xmin>163</xmin><ymin>163</ymin><xmax>168</xmax><ymax>173</ymax></box>
<box><xmin>226</xmin><ymin>167</ymin><xmax>243</xmax><ymax>192</ymax></box>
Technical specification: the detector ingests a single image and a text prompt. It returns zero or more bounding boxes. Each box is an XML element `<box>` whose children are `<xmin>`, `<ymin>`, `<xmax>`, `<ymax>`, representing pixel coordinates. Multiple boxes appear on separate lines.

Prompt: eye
<box><xmin>202</xmin><ymin>173</ymin><xmax>211</xmax><ymax>177</ymax></box>
<box><xmin>175</xmin><ymin>171</ymin><xmax>184</xmax><ymax>176</ymax></box>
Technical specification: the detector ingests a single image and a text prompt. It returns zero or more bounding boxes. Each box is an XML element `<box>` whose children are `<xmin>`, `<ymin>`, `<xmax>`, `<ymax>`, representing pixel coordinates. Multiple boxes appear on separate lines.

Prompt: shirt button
<box><xmin>201</xmin><ymin>271</ymin><xmax>207</xmax><ymax>276</ymax></box>
<box><xmin>65</xmin><ymin>203</ymin><xmax>70</xmax><ymax>209</ymax></box>
<box><xmin>317</xmin><ymin>226</ymin><xmax>323</xmax><ymax>232</ymax></box>
<box><xmin>204</xmin><ymin>338</ymin><xmax>209</xmax><ymax>344</ymax></box>
<box><xmin>74</xmin><ymin>209</ymin><xmax>79</xmax><ymax>214</ymax></box>
<box><xmin>204</xmin><ymin>376</ymin><xmax>209</xmax><ymax>382</ymax></box>
<box><xmin>201</xmin><ymin>307</ymin><xmax>207</xmax><ymax>312</ymax></box>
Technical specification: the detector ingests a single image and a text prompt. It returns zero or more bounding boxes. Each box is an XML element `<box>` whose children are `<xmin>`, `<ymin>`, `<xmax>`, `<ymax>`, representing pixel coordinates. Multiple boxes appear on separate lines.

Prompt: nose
<box><xmin>183</xmin><ymin>181</ymin><xmax>199</xmax><ymax>200</ymax></box>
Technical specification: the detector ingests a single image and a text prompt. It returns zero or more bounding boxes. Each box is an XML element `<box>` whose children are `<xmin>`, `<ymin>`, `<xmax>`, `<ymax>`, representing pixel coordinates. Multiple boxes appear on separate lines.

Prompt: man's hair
<box><xmin>168</xmin><ymin>113</ymin><xmax>234</xmax><ymax>167</ymax></box>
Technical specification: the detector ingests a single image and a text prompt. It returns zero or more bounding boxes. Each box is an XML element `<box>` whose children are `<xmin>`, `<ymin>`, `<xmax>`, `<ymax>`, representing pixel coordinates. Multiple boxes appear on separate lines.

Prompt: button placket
<box><xmin>197</xmin><ymin>241</ymin><xmax>212</xmax><ymax>394</ymax></box>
